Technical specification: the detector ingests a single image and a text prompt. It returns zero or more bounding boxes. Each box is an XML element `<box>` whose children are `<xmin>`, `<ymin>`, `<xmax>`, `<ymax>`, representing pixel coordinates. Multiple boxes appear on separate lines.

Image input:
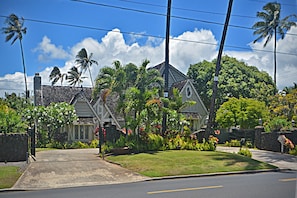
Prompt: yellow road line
<box><xmin>279</xmin><ymin>178</ymin><xmax>297</xmax><ymax>182</ymax></box>
<box><xmin>147</xmin><ymin>185</ymin><xmax>223</xmax><ymax>195</ymax></box>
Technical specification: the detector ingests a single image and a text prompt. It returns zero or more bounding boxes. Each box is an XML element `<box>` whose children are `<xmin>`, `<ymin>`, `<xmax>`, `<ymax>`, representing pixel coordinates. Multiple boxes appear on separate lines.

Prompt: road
<box><xmin>2</xmin><ymin>171</ymin><xmax>296</xmax><ymax>198</ymax></box>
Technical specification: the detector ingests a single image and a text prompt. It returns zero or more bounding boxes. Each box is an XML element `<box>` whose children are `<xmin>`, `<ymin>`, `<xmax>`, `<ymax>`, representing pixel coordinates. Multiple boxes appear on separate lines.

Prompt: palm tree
<box><xmin>252</xmin><ymin>2</ymin><xmax>296</xmax><ymax>85</ymax></box>
<box><xmin>49</xmin><ymin>66</ymin><xmax>67</xmax><ymax>85</ymax></box>
<box><xmin>75</xmin><ymin>48</ymin><xmax>98</xmax><ymax>87</ymax></box>
<box><xmin>67</xmin><ymin>66</ymin><xmax>86</xmax><ymax>87</ymax></box>
<box><xmin>2</xmin><ymin>13</ymin><xmax>28</xmax><ymax>98</ymax></box>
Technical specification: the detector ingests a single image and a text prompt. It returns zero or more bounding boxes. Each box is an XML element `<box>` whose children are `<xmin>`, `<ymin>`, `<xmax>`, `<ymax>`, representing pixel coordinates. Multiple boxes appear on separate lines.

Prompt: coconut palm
<box><xmin>2</xmin><ymin>13</ymin><xmax>28</xmax><ymax>98</ymax></box>
<box><xmin>252</xmin><ymin>2</ymin><xmax>296</xmax><ymax>85</ymax></box>
<box><xmin>49</xmin><ymin>66</ymin><xmax>67</xmax><ymax>85</ymax></box>
<box><xmin>67</xmin><ymin>66</ymin><xmax>86</xmax><ymax>87</ymax></box>
<box><xmin>75</xmin><ymin>48</ymin><xmax>98</xmax><ymax>87</ymax></box>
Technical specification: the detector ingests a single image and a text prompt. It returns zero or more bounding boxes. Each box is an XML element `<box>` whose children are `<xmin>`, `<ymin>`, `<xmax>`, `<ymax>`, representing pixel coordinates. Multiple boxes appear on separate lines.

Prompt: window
<box><xmin>75</xmin><ymin>125</ymin><xmax>79</xmax><ymax>139</ymax></box>
<box><xmin>80</xmin><ymin>126</ymin><xmax>84</xmax><ymax>139</ymax></box>
<box><xmin>186</xmin><ymin>86</ymin><xmax>192</xmax><ymax>98</ymax></box>
<box><xmin>85</xmin><ymin>126</ymin><xmax>89</xmax><ymax>139</ymax></box>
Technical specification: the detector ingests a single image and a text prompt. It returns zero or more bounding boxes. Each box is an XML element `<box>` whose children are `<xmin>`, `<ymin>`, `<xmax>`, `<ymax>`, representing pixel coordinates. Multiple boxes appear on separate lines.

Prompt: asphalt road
<box><xmin>2</xmin><ymin>171</ymin><xmax>296</xmax><ymax>198</ymax></box>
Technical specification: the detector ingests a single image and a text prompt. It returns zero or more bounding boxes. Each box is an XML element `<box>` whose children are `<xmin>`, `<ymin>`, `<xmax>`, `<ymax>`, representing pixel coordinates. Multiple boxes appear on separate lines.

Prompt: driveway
<box><xmin>12</xmin><ymin>149</ymin><xmax>148</xmax><ymax>190</ymax></box>
<box><xmin>217</xmin><ymin>146</ymin><xmax>297</xmax><ymax>170</ymax></box>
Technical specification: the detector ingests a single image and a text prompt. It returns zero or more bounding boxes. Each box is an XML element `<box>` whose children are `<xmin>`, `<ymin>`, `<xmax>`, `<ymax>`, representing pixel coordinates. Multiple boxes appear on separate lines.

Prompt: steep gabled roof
<box><xmin>149</xmin><ymin>62</ymin><xmax>188</xmax><ymax>89</ymax></box>
<box><xmin>35</xmin><ymin>85</ymin><xmax>92</xmax><ymax>106</ymax></box>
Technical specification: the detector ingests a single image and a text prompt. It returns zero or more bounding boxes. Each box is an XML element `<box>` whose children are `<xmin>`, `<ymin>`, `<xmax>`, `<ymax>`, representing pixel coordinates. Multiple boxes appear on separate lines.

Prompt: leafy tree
<box><xmin>252</xmin><ymin>2</ymin><xmax>296</xmax><ymax>85</ymax></box>
<box><xmin>187</xmin><ymin>56</ymin><xmax>276</xmax><ymax>109</ymax></box>
<box><xmin>2</xmin><ymin>14</ymin><xmax>28</xmax><ymax>98</ymax></box>
<box><xmin>0</xmin><ymin>103</ymin><xmax>27</xmax><ymax>134</ymax></box>
<box><xmin>269</xmin><ymin>88</ymin><xmax>297</xmax><ymax>122</ymax></box>
<box><xmin>124</xmin><ymin>60</ymin><xmax>164</xmax><ymax>134</ymax></box>
<box><xmin>165</xmin><ymin>88</ymin><xmax>195</xmax><ymax>135</ymax></box>
<box><xmin>216</xmin><ymin>97</ymin><xmax>269</xmax><ymax>129</ymax></box>
<box><xmin>94</xmin><ymin>60</ymin><xmax>138</xmax><ymax>134</ymax></box>
<box><xmin>75</xmin><ymin>48</ymin><xmax>98</xmax><ymax>87</ymax></box>
<box><xmin>24</xmin><ymin>102</ymin><xmax>77</xmax><ymax>146</ymax></box>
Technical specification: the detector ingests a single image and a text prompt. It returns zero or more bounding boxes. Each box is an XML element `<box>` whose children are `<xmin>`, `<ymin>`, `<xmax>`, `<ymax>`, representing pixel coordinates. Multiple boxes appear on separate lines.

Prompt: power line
<box><xmin>0</xmin><ymin>14</ymin><xmax>296</xmax><ymax>56</ymax></box>
<box><xmin>119</xmin><ymin>0</ymin><xmax>256</xmax><ymax>19</ymax></box>
<box><xmin>71</xmin><ymin>0</ymin><xmax>297</xmax><ymax>37</ymax></box>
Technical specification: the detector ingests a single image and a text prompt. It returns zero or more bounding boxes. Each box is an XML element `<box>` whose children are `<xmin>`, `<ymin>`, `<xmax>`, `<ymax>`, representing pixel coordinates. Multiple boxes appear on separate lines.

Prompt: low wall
<box><xmin>255</xmin><ymin>127</ymin><xmax>297</xmax><ymax>152</ymax></box>
<box><xmin>0</xmin><ymin>133</ymin><xmax>28</xmax><ymax>162</ymax></box>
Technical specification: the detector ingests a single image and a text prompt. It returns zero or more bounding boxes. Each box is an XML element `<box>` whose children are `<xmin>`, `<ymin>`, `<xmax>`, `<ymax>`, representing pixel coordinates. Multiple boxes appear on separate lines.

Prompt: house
<box><xmin>149</xmin><ymin>62</ymin><xmax>208</xmax><ymax>131</ymax></box>
<box><xmin>33</xmin><ymin>62</ymin><xmax>208</xmax><ymax>142</ymax></box>
<box><xmin>33</xmin><ymin>73</ymin><xmax>122</xmax><ymax>143</ymax></box>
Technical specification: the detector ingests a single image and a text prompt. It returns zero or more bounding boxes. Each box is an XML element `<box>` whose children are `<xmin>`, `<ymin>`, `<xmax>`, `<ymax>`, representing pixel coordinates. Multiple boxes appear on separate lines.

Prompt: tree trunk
<box><xmin>274</xmin><ymin>28</ymin><xmax>277</xmax><ymax>87</ymax></box>
<box><xmin>19</xmin><ymin>39</ymin><xmax>28</xmax><ymax>99</ymax></box>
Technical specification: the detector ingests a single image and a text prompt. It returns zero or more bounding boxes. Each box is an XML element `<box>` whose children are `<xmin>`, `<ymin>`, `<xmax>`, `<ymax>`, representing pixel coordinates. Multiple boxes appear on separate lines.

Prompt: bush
<box><xmin>89</xmin><ymin>139</ymin><xmax>99</xmax><ymax>148</ymax></box>
<box><xmin>147</xmin><ymin>133</ymin><xmax>164</xmax><ymax>151</ymax></box>
<box><xmin>70</xmin><ymin>141</ymin><xmax>89</xmax><ymax>149</ymax></box>
<box><xmin>289</xmin><ymin>147</ymin><xmax>297</xmax><ymax>156</ymax></box>
<box><xmin>225</xmin><ymin>139</ymin><xmax>241</xmax><ymax>147</ymax></box>
<box><xmin>238</xmin><ymin>148</ymin><xmax>252</xmax><ymax>158</ymax></box>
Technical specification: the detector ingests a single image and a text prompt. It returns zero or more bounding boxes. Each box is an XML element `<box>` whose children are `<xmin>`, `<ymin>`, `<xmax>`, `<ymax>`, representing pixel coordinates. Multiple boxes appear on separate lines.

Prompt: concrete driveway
<box><xmin>12</xmin><ymin>149</ymin><xmax>148</xmax><ymax>190</ymax></box>
<box><xmin>217</xmin><ymin>146</ymin><xmax>297</xmax><ymax>170</ymax></box>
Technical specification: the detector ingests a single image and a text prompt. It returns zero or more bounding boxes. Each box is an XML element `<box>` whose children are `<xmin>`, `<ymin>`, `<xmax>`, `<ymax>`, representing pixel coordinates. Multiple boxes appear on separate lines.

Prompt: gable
<box><xmin>72</xmin><ymin>96</ymin><xmax>96</xmax><ymax>118</ymax></box>
<box><xmin>149</xmin><ymin>62</ymin><xmax>188</xmax><ymax>88</ymax></box>
<box><xmin>178</xmin><ymin>80</ymin><xmax>208</xmax><ymax>117</ymax></box>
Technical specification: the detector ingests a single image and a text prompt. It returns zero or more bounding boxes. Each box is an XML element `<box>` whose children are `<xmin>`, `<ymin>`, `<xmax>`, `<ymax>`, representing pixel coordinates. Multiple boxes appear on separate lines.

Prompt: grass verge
<box><xmin>0</xmin><ymin>166</ymin><xmax>22</xmax><ymax>189</ymax></box>
<box><xmin>106</xmin><ymin>150</ymin><xmax>276</xmax><ymax>177</ymax></box>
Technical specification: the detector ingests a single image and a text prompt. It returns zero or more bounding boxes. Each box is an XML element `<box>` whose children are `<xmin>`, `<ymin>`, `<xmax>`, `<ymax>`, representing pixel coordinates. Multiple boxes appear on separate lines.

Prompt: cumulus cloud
<box><xmin>34</xmin><ymin>36</ymin><xmax>70</xmax><ymax>62</ymax></box>
<box><xmin>0</xmin><ymin>72</ymin><xmax>30</xmax><ymax>97</ymax></box>
<box><xmin>226</xmin><ymin>26</ymin><xmax>297</xmax><ymax>89</ymax></box>
<box><xmin>1</xmin><ymin>27</ymin><xmax>296</xmax><ymax>97</ymax></box>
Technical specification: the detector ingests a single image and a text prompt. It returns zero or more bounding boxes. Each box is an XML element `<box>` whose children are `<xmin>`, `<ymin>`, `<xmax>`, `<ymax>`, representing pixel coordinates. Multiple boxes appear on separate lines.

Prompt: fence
<box><xmin>0</xmin><ymin>133</ymin><xmax>28</xmax><ymax>162</ymax></box>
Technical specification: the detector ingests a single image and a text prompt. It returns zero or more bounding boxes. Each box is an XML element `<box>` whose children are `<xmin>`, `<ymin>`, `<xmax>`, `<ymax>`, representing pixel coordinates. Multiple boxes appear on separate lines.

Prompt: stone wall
<box><xmin>0</xmin><ymin>133</ymin><xmax>28</xmax><ymax>162</ymax></box>
<box><xmin>255</xmin><ymin>127</ymin><xmax>297</xmax><ymax>152</ymax></box>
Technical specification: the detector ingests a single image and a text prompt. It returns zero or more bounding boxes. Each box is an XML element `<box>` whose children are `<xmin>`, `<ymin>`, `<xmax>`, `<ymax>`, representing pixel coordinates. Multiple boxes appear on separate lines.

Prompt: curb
<box><xmin>1</xmin><ymin>168</ymin><xmax>292</xmax><ymax>192</ymax></box>
<box><xmin>143</xmin><ymin>168</ymin><xmax>285</xmax><ymax>182</ymax></box>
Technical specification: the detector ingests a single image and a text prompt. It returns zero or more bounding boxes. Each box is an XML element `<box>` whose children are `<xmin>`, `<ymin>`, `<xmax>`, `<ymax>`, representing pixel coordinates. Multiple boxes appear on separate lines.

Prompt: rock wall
<box><xmin>0</xmin><ymin>133</ymin><xmax>28</xmax><ymax>162</ymax></box>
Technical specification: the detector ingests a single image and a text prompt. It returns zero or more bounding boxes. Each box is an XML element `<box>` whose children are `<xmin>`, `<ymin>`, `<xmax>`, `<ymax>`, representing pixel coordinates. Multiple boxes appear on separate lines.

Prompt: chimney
<box><xmin>34</xmin><ymin>73</ymin><xmax>41</xmax><ymax>106</ymax></box>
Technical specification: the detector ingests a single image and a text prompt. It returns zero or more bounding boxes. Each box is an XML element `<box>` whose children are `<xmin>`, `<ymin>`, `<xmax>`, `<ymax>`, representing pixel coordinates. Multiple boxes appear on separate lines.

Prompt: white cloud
<box><xmin>226</xmin><ymin>26</ymin><xmax>297</xmax><ymax>89</ymax></box>
<box><xmin>1</xmin><ymin>27</ymin><xmax>296</xmax><ymax>97</ymax></box>
<box><xmin>34</xmin><ymin>36</ymin><xmax>70</xmax><ymax>62</ymax></box>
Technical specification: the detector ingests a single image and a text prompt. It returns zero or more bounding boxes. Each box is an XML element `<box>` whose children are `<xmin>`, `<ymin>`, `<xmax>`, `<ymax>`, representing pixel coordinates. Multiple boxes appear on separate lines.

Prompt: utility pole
<box><xmin>162</xmin><ymin>0</ymin><xmax>172</xmax><ymax>135</ymax></box>
<box><xmin>206</xmin><ymin>0</ymin><xmax>233</xmax><ymax>138</ymax></box>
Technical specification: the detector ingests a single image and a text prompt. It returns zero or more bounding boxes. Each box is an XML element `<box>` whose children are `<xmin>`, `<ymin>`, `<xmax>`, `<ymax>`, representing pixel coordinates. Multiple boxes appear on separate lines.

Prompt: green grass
<box><xmin>106</xmin><ymin>150</ymin><xmax>276</xmax><ymax>177</ymax></box>
<box><xmin>0</xmin><ymin>166</ymin><xmax>22</xmax><ymax>189</ymax></box>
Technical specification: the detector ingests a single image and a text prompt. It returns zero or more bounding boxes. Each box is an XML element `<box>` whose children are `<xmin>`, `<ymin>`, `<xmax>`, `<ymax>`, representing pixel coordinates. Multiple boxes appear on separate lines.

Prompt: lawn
<box><xmin>0</xmin><ymin>166</ymin><xmax>22</xmax><ymax>189</ymax></box>
<box><xmin>106</xmin><ymin>150</ymin><xmax>276</xmax><ymax>177</ymax></box>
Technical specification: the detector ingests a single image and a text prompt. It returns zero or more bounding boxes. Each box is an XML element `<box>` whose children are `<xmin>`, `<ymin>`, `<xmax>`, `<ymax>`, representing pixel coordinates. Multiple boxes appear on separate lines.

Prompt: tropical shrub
<box><xmin>147</xmin><ymin>133</ymin><xmax>164</xmax><ymax>151</ymax></box>
<box><xmin>238</xmin><ymin>148</ymin><xmax>252</xmax><ymax>158</ymax></box>
<box><xmin>225</xmin><ymin>139</ymin><xmax>241</xmax><ymax>147</ymax></box>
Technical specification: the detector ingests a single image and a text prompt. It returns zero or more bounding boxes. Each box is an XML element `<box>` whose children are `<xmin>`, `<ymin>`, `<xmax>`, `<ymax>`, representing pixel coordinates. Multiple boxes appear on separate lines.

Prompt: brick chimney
<box><xmin>33</xmin><ymin>73</ymin><xmax>41</xmax><ymax>106</ymax></box>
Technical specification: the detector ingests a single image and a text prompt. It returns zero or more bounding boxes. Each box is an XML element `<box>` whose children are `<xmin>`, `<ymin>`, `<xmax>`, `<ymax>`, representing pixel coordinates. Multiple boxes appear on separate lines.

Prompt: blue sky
<box><xmin>0</xmin><ymin>0</ymin><xmax>297</xmax><ymax>97</ymax></box>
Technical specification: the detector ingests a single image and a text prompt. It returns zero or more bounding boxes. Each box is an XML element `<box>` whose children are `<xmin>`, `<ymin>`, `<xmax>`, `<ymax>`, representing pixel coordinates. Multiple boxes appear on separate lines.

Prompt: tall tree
<box><xmin>49</xmin><ymin>66</ymin><xmax>67</xmax><ymax>85</ymax></box>
<box><xmin>67</xmin><ymin>66</ymin><xmax>85</xmax><ymax>87</ymax></box>
<box><xmin>252</xmin><ymin>2</ymin><xmax>296</xmax><ymax>85</ymax></box>
<box><xmin>188</xmin><ymin>56</ymin><xmax>276</xmax><ymax>109</ymax></box>
<box><xmin>75</xmin><ymin>48</ymin><xmax>98</xmax><ymax>87</ymax></box>
<box><xmin>216</xmin><ymin>97</ymin><xmax>269</xmax><ymax>129</ymax></box>
<box><xmin>2</xmin><ymin>14</ymin><xmax>28</xmax><ymax>98</ymax></box>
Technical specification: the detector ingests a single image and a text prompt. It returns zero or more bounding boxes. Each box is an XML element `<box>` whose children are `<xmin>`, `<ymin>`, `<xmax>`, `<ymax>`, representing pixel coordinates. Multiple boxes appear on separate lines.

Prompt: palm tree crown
<box><xmin>75</xmin><ymin>48</ymin><xmax>98</xmax><ymax>87</ymax></box>
<box><xmin>2</xmin><ymin>13</ymin><xmax>28</xmax><ymax>98</ymax></box>
<box><xmin>252</xmin><ymin>2</ymin><xmax>296</xmax><ymax>85</ymax></box>
<box><xmin>49</xmin><ymin>66</ymin><xmax>67</xmax><ymax>85</ymax></box>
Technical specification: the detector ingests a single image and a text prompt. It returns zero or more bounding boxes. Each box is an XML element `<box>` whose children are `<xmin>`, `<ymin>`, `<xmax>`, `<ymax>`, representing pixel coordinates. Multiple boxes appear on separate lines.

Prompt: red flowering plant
<box><xmin>209</xmin><ymin>135</ymin><xmax>219</xmax><ymax>144</ymax></box>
